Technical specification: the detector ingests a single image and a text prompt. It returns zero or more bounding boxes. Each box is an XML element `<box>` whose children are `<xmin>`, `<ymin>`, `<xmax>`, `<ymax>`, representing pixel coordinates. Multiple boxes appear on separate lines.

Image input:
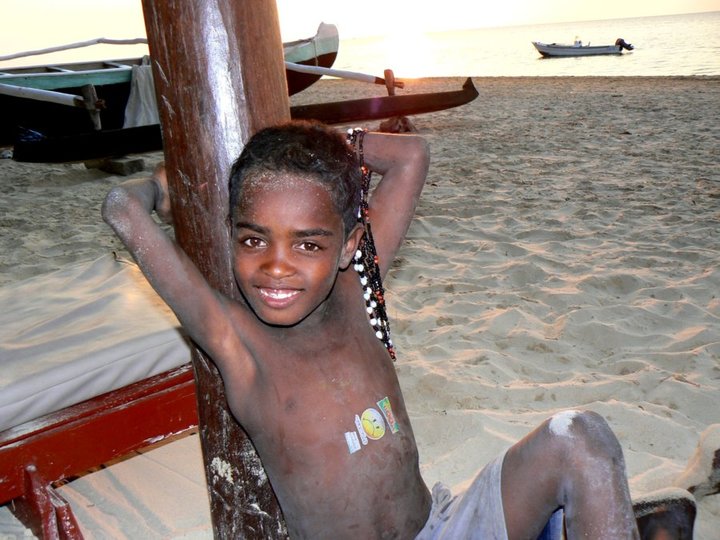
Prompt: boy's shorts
<box><xmin>415</xmin><ymin>450</ymin><xmax>508</xmax><ymax>540</ymax></box>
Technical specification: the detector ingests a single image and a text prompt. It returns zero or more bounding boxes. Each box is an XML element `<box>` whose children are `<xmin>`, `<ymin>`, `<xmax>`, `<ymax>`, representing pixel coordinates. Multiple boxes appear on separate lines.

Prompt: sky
<box><xmin>275</xmin><ymin>0</ymin><xmax>720</xmax><ymax>38</ymax></box>
<box><xmin>1</xmin><ymin>0</ymin><xmax>718</xmax><ymax>63</ymax></box>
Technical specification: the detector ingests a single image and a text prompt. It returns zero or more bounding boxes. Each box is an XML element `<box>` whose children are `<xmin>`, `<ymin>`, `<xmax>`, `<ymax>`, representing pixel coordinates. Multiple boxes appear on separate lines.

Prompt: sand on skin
<box><xmin>0</xmin><ymin>76</ymin><xmax>718</xmax><ymax>538</ymax></box>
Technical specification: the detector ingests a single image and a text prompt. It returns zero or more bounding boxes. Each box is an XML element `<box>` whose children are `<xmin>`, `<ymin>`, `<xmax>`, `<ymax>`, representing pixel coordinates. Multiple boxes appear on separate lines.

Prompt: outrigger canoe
<box><xmin>0</xmin><ymin>23</ymin><xmax>339</xmax><ymax>145</ymax></box>
<box><xmin>291</xmin><ymin>77</ymin><xmax>479</xmax><ymax>125</ymax></box>
<box><xmin>12</xmin><ymin>78</ymin><xmax>479</xmax><ymax>162</ymax></box>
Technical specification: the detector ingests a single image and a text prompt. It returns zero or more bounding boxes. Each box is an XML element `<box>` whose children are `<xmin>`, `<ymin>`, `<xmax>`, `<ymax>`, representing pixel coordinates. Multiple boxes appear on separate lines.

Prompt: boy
<box><xmin>103</xmin><ymin>121</ymin><xmax>640</xmax><ymax>538</ymax></box>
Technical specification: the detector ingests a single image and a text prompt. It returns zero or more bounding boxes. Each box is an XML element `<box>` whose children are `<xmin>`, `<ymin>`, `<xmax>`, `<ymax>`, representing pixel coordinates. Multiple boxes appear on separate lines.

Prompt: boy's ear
<box><xmin>339</xmin><ymin>225</ymin><xmax>365</xmax><ymax>270</ymax></box>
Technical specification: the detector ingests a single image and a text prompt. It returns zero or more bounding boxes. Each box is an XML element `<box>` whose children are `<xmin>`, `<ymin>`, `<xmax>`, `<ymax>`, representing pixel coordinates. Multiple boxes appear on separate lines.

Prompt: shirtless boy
<box><xmin>103</xmin><ymin>121</ymin><xmax>641</xmax><ymax>539</ymax></box>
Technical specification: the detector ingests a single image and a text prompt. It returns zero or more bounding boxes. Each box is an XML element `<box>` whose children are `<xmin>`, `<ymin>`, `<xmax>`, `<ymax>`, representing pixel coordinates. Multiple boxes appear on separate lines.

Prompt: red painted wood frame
<box><xmin>0</xmin><ymin>364</ymin><xmax>198</xmax><ymax>539</ymax></box>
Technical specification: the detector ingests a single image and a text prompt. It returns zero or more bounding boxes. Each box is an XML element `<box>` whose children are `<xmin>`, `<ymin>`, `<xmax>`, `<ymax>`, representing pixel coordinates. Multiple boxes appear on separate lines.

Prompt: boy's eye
<box><xmin>298</xmin><ymin>241</ymin><xmax>321</xmax><ymax>252</ymax></box>
<box><xmin>241</xmin><ymin>237</ymin><xmax>266</xmax><ymax>248</ymax></box>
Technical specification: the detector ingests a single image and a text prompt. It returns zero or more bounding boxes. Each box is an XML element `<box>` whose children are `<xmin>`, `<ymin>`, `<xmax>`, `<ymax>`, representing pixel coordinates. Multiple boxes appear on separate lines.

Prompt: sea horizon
<box><xmin>336</xmin><ymin>11</ymin><xmax>720</xmax><ymax>78</ymax></box>
<box><xmin>1</xmin><ymin>11</ymin><xmax>718</xmax><ymax>78</ymax></box>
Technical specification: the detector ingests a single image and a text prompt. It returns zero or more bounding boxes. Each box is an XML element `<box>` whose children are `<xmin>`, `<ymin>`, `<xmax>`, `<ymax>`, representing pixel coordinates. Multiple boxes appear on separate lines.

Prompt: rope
<box><xmin>0</xmin><ymin>38</ymin><xmax>148</xmax><ymax>63</ymax></box>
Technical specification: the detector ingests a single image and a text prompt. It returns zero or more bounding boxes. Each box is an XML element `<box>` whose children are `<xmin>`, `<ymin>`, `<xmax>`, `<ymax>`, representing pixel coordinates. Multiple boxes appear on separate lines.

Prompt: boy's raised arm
<box><xmin>101</xmin><ymin>165</ymin><xmax>250</xmax><ymax>376</ymax></box>
<box><xmin>357</xmin><ymin>132</ymin><xmax>430</xmax><ymax>278</ymax></box>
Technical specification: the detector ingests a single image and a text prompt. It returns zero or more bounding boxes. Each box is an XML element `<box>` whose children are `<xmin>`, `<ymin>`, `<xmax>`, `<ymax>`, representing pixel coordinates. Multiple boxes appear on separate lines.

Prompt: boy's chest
<box><xmin>246</xmin><ymin>376</ymin><xmax>416</xmax><ymax>504</ymax></box>
<box><xmin>241</xmin><ymin>359</ymin><xmax>426</xmax><ymax>539</ymax></box>
<box><xmin>242</xmin><ymin>339</ymin><xmax>411</xmax><ymax>465</ymax></box>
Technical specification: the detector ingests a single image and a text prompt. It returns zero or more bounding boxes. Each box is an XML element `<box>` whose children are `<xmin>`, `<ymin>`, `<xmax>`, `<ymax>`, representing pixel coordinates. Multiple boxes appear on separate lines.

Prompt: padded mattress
<box><xmin>0</xmin><ymin>254</ymin><xmax>191</xmax><ymax>432</ymax></box>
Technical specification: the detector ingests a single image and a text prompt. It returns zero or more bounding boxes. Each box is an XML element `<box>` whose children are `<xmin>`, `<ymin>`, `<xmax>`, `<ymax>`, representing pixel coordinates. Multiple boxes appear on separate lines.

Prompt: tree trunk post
<box><xmin>140</xmin><ymin>1</ymin><xmax>290</xmax><ymax>537</ymax></box>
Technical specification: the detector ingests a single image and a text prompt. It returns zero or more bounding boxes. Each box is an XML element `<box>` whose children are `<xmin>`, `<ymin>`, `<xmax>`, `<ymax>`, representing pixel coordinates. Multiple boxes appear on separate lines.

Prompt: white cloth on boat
<box><xmin>0</xmin><ymin>254</ymin><xmax>190</xmax><ymax>432</ymax></box>
<box><xmin>123</xmin><ymin>55</ymin><xmax>160</xmax><ymax>128</ymax></box>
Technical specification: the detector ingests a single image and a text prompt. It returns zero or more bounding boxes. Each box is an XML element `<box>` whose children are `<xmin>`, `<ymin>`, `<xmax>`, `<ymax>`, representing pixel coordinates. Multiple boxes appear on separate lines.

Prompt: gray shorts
<box><xmin>415</xmin><ymin>450</ymin><xmax>508</xmax><ymax>540</ymax></box>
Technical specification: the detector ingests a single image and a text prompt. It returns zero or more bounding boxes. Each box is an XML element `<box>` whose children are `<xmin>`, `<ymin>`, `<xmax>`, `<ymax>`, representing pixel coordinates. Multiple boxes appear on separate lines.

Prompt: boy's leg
<box><xmin>500</xmin><ymin>410</ymin><xmax>639</xmax><ymax>540</ymax></box>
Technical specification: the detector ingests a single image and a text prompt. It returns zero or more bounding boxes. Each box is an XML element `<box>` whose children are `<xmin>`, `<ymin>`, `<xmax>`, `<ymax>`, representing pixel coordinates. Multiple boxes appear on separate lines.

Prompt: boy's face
<box><xmin>231</xmin><ymin>173</ymin><xmax>359</xmax><ymax>327</ymax></box>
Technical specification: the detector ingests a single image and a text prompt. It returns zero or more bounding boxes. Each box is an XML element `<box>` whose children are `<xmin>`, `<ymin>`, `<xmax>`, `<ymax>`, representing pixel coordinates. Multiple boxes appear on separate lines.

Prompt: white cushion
<box><xmin>0</xmin><ymin>255</ymin><xmax>191</xmax><ymax>432</ymax></box>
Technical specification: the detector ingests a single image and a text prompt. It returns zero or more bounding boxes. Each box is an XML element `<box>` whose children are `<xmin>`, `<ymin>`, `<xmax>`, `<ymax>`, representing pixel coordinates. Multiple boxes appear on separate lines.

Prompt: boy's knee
<box><xmin>548</xmin><ymin>410</ymin><xmax>623</xmax><ymax>462</ymax></box>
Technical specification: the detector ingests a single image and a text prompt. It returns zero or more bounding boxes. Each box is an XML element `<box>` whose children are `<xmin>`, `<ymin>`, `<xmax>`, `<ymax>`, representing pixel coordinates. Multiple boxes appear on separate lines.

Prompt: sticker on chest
<box><xmin>344</xmin><ymin>396</ymin><xmax>400</xmax><ymax>454</ymax></box>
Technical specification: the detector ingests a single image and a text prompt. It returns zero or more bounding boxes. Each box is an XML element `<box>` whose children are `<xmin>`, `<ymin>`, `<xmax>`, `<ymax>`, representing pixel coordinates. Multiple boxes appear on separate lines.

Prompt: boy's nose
<box><xmin>261</xmin><ymin>247</ymin><xmax>295</xmax><ymax>278</ymax></box>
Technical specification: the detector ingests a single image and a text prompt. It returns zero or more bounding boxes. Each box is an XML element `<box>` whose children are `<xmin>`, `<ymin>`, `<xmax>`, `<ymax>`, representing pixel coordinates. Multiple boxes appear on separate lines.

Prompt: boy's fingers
<box><xmin>151</xmin><ymin>170</ymin><xmax>173</xmax><ymax>224</ymax></box>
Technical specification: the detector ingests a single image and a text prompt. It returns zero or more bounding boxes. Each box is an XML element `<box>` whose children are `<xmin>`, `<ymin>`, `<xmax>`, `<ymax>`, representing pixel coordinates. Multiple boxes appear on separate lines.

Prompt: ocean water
<box><xmin>335</xmin><ymin>11</ymin><xmax>720</xmax><ymax>78</ymax></box>
<box><xmin>1</xmin><ymin>11</ymin><xmax>717</xmax><ymax>78</ymax></box>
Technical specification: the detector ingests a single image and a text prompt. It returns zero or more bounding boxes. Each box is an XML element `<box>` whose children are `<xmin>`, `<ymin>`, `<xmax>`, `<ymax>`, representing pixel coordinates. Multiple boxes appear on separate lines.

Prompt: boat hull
<box><xmin>292</xmin><ymin>78</ymin><xmax>479</xmax><ymax>125</ymax></box>
<box><xmin>284</xmin><ymin>22</ymin><xmax>338</xmax><ymax>95</ymax></box>
<box><xmin>0</xmin><ymin>25</ymin><xmax>338</xmax><ymax>145</ymax></box>
<box><xmin>12</xmin><ymin>79</ymin><xmax>479</xmax><ymax>162</ymax></box>
<box><xmin>532</xmin><ymin>42</ymin><xmax>625</xmax><ymax>57</ymax></box>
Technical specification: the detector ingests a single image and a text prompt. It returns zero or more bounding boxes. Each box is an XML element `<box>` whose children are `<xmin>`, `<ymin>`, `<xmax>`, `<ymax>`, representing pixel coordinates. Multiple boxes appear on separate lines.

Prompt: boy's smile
<box><xmin>231</xmin><ymin>173</ymin><xmax>358</xmax><ymax>327</ymax></box>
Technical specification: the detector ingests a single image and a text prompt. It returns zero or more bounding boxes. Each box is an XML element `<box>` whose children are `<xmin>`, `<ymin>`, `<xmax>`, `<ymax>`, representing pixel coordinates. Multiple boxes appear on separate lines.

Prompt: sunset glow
<box><xmin>1</xmin><ymin>0</ymin><xmax>718</xmax><ymax>68</ymax></box>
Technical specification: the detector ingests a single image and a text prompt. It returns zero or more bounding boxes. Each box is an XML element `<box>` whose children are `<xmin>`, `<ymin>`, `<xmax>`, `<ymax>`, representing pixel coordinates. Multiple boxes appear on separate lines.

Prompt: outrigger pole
<box><xmin>285</xmin><ymin>61</ymin><xmax>405</xmax><ymax>90</ymax></box>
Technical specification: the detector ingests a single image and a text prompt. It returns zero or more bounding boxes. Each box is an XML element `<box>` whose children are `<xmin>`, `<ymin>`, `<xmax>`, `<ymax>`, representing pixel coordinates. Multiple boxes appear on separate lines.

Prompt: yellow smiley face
<box><xmin>360</xmin><ymin>408</ymin><xmax>386</xmax><ymax>440</ymax></box>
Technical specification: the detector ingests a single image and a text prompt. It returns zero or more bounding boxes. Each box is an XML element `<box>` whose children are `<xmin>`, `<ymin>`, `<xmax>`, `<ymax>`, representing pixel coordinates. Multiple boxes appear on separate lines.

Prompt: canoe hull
<box><xmin>0</xmin><ymin>79</ymin><xmax>131</xmax><ymax>145</ymax></box>
<box><xmin>284</xmin><ymin>22</ymin><xmax>338</xmax><ymax>95</ymax></box>
<box><xmin>12</xmin><ymin>79</ymin><xmax>479</xmax><ymax>163</ymax></box>
<box><xmin>0</xmin><ymin>25</ymin><xmax>338</xmax><ymax>145</ymax></box>
<box><xmin>292</xmin><ymin>77</ymin><xmax>479</xmax><ymax>124</ymax></box>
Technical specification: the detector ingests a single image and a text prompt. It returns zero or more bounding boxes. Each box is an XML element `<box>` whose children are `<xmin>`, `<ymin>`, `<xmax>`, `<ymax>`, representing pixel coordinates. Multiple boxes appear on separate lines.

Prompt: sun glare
<box><xmin>378</xmin><ymin>30</ymin><xmax>437</xmax><ymax>78</ymax></box>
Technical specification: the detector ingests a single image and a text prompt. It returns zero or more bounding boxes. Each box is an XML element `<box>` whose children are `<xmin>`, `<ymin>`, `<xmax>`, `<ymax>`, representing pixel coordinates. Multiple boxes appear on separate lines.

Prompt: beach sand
<box><xmin>1</xmin><ymin>76</ymin><xmax>719</xmax><ymax>538</ymax></box>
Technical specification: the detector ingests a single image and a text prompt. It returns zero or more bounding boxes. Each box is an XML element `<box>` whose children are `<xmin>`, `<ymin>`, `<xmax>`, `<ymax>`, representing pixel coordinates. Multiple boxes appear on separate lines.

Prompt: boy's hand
<box><xmin>152</xmin><ymin>163</ymin><xmax>173</xmax><ymax>224</ymax></box>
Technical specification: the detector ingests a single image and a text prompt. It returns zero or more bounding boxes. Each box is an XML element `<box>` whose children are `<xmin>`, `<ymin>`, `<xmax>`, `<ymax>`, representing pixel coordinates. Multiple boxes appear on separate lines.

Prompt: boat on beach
<box><xmin>532</xmin><ymin>38</ymin><xmax>634</xmax><ymax>57</ymax></box>
<box><xmin>10</xmin><ymin>78</ymin><xmax>479</xmax><ymax>163</ymax></box>
<box><xmin>0</xmin><ymin>23</ymin><xmax>339</xmax><ymax>146</ymax></box>
<box><xmin>292</xmin><ymin>77</ymin><xmax>478</xmax><ymax>125</ymax></box>
<box><xmin>0</xmin><ymin>23</ymin><xmax>339</xmax><ymax>95</ymax></box>
<box><xmin>0</xmin><ymin>24</ymin><xmax>480</xmax><ymax>163</ymax></box>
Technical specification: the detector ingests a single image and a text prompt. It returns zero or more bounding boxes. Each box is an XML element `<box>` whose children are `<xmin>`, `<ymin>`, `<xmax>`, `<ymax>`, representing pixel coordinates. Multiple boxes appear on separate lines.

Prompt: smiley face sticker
<box><xmin>360</xmin><ymin>408</ymin><xmax>386</xmax><ymax>440</ymax></box>
<box><xmin>345</xmin><ymin>396</ymin><xmax>400</xmax><ymax>454</ymax></box>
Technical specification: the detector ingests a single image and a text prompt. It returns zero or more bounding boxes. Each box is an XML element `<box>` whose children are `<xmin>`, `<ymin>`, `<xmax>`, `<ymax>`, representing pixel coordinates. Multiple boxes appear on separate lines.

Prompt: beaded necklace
<box><xmin>347</xmin><ymin>128</ymin><xmax>396</xmax><ymax>361</ymax></box>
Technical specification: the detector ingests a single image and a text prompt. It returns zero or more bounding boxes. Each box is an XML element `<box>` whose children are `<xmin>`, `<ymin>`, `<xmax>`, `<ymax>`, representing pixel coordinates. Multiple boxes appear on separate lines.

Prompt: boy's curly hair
<box><xmin>229</xmin><ymin>120</ymin><xmax>361</xmax><ymax>235</ymax></box>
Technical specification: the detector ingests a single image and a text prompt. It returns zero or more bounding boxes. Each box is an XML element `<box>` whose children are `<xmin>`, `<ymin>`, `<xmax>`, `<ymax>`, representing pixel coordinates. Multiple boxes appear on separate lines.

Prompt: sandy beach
<box><xmin>1</xmin><ymin>76</ymin><xmax>719</xmax><ymax>538</ymax></box>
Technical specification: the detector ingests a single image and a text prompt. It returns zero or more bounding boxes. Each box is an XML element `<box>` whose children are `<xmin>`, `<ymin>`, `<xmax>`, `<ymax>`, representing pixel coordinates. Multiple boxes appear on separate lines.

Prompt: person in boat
<box><xmin>104</xmin><ymin>120</ymin><xmax>691</xmax><ymax>538</ymax></box>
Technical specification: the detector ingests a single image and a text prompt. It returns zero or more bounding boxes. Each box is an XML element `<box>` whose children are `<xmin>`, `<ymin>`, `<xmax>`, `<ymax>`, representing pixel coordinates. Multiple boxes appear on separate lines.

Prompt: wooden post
<box><xmin>140</xmin><ymin>1</ymin><xmax>289</xmax><ymax>537</ymax></box>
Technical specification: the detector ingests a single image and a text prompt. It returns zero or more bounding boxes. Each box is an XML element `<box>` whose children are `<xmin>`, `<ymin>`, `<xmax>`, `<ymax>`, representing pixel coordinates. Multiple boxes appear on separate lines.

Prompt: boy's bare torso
<box><xmin>214</xmin><ymin>269</ymin><xmax>431</xmax><ymax>539</ymax></box>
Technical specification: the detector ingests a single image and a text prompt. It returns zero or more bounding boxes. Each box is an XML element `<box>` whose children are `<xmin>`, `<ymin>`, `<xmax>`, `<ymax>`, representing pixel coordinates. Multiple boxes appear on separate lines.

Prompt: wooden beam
<box><xmin>0</xmin><ymin>66</ymin><xmax>135</xmax><ymax>90</ymax></box>
<box><xmin>0</xmin><ymin>83</ymin><xmax>85</xmax><ymax>108</ymax></box>
<box><xmin>140</xmin><ymin>1</ymin><xmax>289</xmax><ymax>537</ymax></box>
<box><xmin>284</xmin><ymin>61</ymin><xmax>406</xmax><ymax>89</ymax></box>
<box><xmin>1</xmin><ymin>365</ymin><xmax>198</xmax><ymax>537</ymax></box>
